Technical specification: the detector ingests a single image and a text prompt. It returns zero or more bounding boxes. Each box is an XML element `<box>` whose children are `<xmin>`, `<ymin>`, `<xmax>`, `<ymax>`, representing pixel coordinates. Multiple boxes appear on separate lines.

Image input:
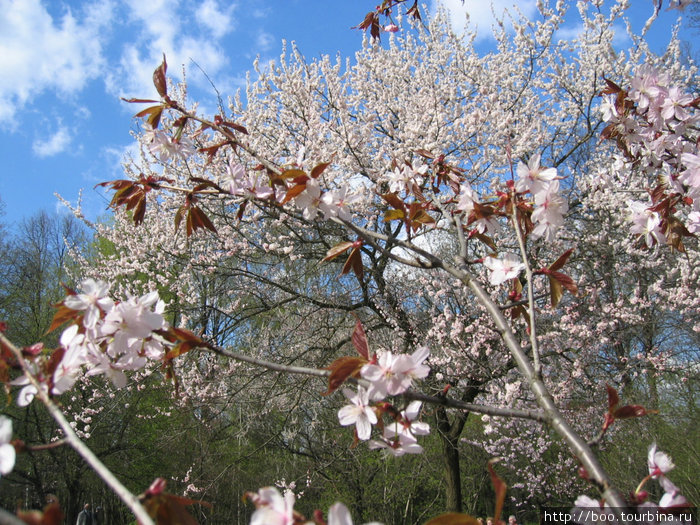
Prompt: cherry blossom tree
<box><xmin>1</xmin><ymin>0</ymin><xmax>698</xmax><ymax>523</ymax></box>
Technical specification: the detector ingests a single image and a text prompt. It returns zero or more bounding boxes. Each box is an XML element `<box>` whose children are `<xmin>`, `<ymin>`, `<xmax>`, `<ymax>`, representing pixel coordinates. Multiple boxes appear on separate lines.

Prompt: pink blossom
<box><xmin>628</xmin><ymin>202</ymin><xmax>665</xmax><ymax>248</ymax></box>
<box><xmin>0</xmin><ymin>416</ymin><xmax>15</xmax><ymax>476</ymax></box>
<box><xmin>295</xmin><ymin>179</ymin><xmax>324</xmax><ymax>220</ymax></box>
<box><xmin>648</xmin><ymin>442</ymin><xmax>675</xmax><ymax>478</ymax></box>
<box><xmin>483</xmin><ymin>254</ymin><xmax>525</xmax><ymax>286</ymax></box>
<box><xmin>63</xmin><ymin>278</ymin><xmax>114</xmax><ymax>330</ymax></box>
<box><xmin>515</xmin><ymin>153</ymin><xmax>558</xmax><ymax>194</ymax></box>
<box><xmin>10</xmin><ymin>362</ymin><xmax>47</xmax><ymax>407</ymax></box>
<box><xmin>531</xmin><ymin>180</ymin><xmax>568</xmax><ymax>242</ymax></box>
<box><xmin>386</xmin><ymin>165</ymin><xmax>426</xmax><ymax>194</ymax></box>
<box><xmin>384</xmin><ymin>24</ymin><xmax>399</xmax><ymax>33</ymax></box>
<box><xmin>629</xmin><ymin>68</ymin><xmax>663</xmax><ymax>112</ymax></box>
<box><xmin>360</xmin><ymin>346</ymin><xmax>430</xmax><ymax>397</ymax></box>
<box><xmin>660</xmin><ymin>86</ymin><xmax>693</xmax><ymax>121</ymax></box>
<box><xmin>321</xmin><ymin>186</ymin><xmax>361</xmax><ymax>221</ymax></box>
<box><xmin>686</xmin><ymin>211</ymin><xmax>700</xmax><ymax>234</ymax></box>
<box><xmin>369</xmin><ymin>427</ymin><xmax>424</xmax><ymax>456</ymax></box>
<box><xmin>327</xmin><ymin>502</ymin><xmax>384</xmax><ymax>525</ymax></box>
<box><xmin>147</xmin><ymin>128</ymin><xmax>195</xmax><ymax>162</ymax></box>
<box><xmin>249</xmin><ymin>487</ymin><xmax>295</xmax><ymax>525</ymax></box>
<box><xmin>658</xmin><ymin>477</ymin><xmax>687</xmax><ymax>508</ymax></box>
<box><xmin>337</xmin><ymin>387</ymin><xmax>377</xmax><ymax>440</ymax></box>
<box><xmin>52</xmin><ymin>325</ymin><xmax>89</xmax><ymax>395</ymax></box>
<box><xmin>456</xmin><ymin>183</ymin><xmax>499</xmax><ymax>234</ymax></box>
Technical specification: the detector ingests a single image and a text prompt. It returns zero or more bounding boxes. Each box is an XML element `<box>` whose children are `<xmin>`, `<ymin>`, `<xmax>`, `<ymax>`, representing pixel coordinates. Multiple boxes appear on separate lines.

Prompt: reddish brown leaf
<box><xmin>189</xmin><ymin>206</ymin><xmax>217</xmax><ymax>235</ymax></box>
<box><xmin>47</xmin><ymin>305</ymin><xmax>78</xmax><ymax>334</ymax></box>
<box><xmin>174</xmin><ymin>205</ymin><xmax>187</xmax><ymax>232</ymax></box>
<box><xmin>351</xmin><ymin>319</ymin><xmax>370</xmax><ymax>359</ymax></box>
<box><xmin>153</xmin><ymin>54</ymin><xmax>168</xmax><ymax>98</ymax></box>
<box><xmin>121</xmin><ymin>98</ymin><xmax>160</xmax><ymax>104</ymax></box>
<box><xmin>381</xmin><ymin>192</ymin><xmax>406</xmax><ymax>211</ymax></box>
<box><xmin>142</xmin><ymin>493</ymin><xmax>201</xmax><ymax>525</ymax></box>
<box><xmin>341</xmin><ymin>247</ymin><xmax>364</xmax><ymax>281</ymax></box>
<box><xmin>614</xmin><ymin>404</ymin><xmax>658</xmax><ymax>419</ymax></box>
<box><xmin>606</xmin><ymin>384</ymin><xmax>620</xmax><ymax>412</ymax></box>
<box><xmin>601</xmin><ymin>77</ymin><xmax>623</xmax><ymax>94</ymax></box>
<box><xmin>322</xmin><ymin>241</ymin><xmax>355</xmax><ymax>262</ymax></box>
<box><xmin>164</xmin><ymin>342</ymin><xmax>196</xmax><ymax>361</ymax></box>
<box><xmin>279</xmin><ymin>169</ymin><xmax>308</xmax><ymax>180</ymax></box>
<box><xmin>132</xmin><ymin>196</ymin><xmax>147</xmax><ymax>225</ymax></box>
<box><xmin>323</xmin><ymin>356</ymin><xmax>367</xmax><ymax>396</ymax></box>
<box><xmin>487</xmin><ymin>459</ymin><xmax>507</xmax><ymax>525</ymax></box>
<box><xmin>471</xmin><ymin>232</ymin><xmax>497</xmax><ymax>252</ymax></box>
<box><xmin>549</xmin><ymin>270</ymin><xmax>578</xmax><ymax>295</ymax></box>
<box><xmin>384</xmin><ymin>209</ymin><xmax>405</xmax><ymax>222</ymax></box>
<box><xmin>310</xmin><ymin>161</ymin><xmax>331</xmax><ymax>179</ymax></box>
<box><xmin>220</xmin><ymin>121</ymin><xmax>249</xmax><ymax>135</ymax></box>
<box><xmin>281</xmin><ymin>183</ymin><xmax>308</xmax><ymax>204</ymax></box>
<box><xmin>548</xmin><ymin>275</ymin><xmax>563</xmax><ymax>308</ymax></box>
<box><xmin>549</xmin><ymin>248</ymin><xmax>574</xmax><ymax>272</ymax></box>
<box><xmin>16</xmin><ymin>501</ymin><xmax>64</xmax><ymax>525</ymax></box>
<box><xmin>45</xmin><ymin>348</ymin><xmax>66</xmax><ymax>382</ymax></box>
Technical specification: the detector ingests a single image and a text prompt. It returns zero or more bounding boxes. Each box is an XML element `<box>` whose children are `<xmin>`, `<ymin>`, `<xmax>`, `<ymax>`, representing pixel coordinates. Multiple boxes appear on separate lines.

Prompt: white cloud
<box><xmin>0</xmin><ymin>0</ymin><xmax>113</xmax><ymax>125</ymax></box>
<box><xmin>555</xmin><ymin>22</ymin><xmax>630</xmax><ymax>47</ymax></box>
<box><xmin>196</xmin><ymin>0</ymin><xmax>236</xmax><ymax>39</ymax></box>
<box><xmin>256</xmin><ymin>31</ymin><xmax>275</xmax><ymax>52</ymax></box>
<box><xmin>432</xmin><ymin>0</ymin><xmax>537</xmax><ymax>41</ymax></box>
<box><xmin>107</xmin><ymin>0</ymin><xmax>234</xmax><ymax>101</ymax></box>
<box><xmin>32</xmin><ymin>124</ymin><xmax>72</xmax><ymax>158</ymax></box>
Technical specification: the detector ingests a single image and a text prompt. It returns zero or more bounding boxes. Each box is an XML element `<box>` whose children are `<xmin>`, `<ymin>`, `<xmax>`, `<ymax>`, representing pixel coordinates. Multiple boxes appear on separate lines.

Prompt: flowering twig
<box><xmin>0</xmin><ymin>332</ymin><xmax>155</xmax><ymax>525</ymax></box>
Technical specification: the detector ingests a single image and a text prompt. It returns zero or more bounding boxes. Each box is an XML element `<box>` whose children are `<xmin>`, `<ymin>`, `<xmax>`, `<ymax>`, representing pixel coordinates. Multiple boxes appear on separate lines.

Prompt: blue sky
<box><xmin>0</xmin><ymin>0</ymin><xmax>694</xmax><ymax>228</ymax></box>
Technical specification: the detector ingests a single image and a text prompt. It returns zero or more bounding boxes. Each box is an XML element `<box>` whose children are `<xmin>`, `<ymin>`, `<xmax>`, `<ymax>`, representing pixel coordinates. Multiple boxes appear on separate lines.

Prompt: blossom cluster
<box><xmin>0</xmin><ymin>415</ymin><xmax>15</xmax><ymax>478</ymax></box>
<box><xmin>337</xmin><ymin>346</ymin><xmax>430</xmax><ymax>455</ymax></box>
<box><xmin>600</xmin><ymin>66</ymin><xmax>700</xmax><ymax>246</ymax></box>
<box><xmin>515</xmin><ymin>153</ymin><xmax>568</xmax><ymax>243</ymax></box>
<box><xmin>10</xmin><ymin>279</ymin><xmax>168</xmax><ymax>407</ymax></box>
<box><xmin>247</xmin><ymin>485</ymin><xmax>383</xmax><ymax>525</ymax></box>
<box><xmin>572</xmin><ymin>443</ymin><xmax>688</xmax><ymax>525</ymax></box>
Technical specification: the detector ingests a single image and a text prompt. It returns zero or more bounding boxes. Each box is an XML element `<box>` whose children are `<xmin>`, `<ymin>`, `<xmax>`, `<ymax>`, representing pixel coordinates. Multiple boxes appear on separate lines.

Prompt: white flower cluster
<box><xmin>601</xmin><ymin>67</ymin><xmax>700</xmax><ymax>245</ymax></box>
<box><xmin>572</xmin><ymin>443</ymin><xmax>688</xmax><ymax>525</ymax></box>
<box><xmin>515</xmin><ymin>153</ymin><xmax>568</xmax><ymax>243</ymax></box>
<box><xmin>337</xmin><ymin>346</ymin><xmax>430</xmax><ymax>456</ymax></box>
<box><xmin>0</xmin><ymin>416</ymin><xmax>15</xmax><ymax>478</ymax></box>
<box><xmin>248</xmin><ymin>486</ymin><xmax>383</xmax><ymax>525</ymax></box>
<box><xmin>11</xmin><ymin>279</ymin><xmax>168</xmax><ymax>406</ymax></box>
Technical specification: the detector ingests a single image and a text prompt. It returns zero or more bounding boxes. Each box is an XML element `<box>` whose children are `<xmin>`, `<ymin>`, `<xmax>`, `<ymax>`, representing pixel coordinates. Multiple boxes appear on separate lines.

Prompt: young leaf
<box><xmin>310</xmin><ymin>161</ymin><xmax>331</xmax><ymax>179</ymax></box>
<box><xmin>322</xmin><ymin>241</ymin><xmax>355</xmax><ymax>262</ymax></box>
<box><xmin>487</xmin><ymin>459</ymin><xmax>507</xmax><ymax>525</ymax></box>
<box><xmin>153</xmin><ymin>54</ymin><xmax>168</xmax><ymax>98</ymax></box>
<box><xmin>548</xmin><ymin>275</ymin><xmax>563</xmax><ymax>308</ymax></box>
<box><xmin>351</xmin><ymin>319</ymin><xmax>370</xmax><ymax>359</ymax></box>
<box><xmin>549</xmin><ymin>248</ymin><xmax>574</xmax><ymax>272</ymax></box>
<box><xmin>341</xmin><ymin>247</ymin><xmax>364</xmax><ymax>281</ymax></box>
<box><xmin>322</xmin><ymin>356</ymin><xmax>367</xmax><ymax>395</ymax></box>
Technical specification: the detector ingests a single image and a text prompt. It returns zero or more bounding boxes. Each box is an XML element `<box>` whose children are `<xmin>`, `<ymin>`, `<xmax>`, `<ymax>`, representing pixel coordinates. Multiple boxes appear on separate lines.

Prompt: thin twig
<box><xmin>0</xmin><ymin>333</ymin><xmax>154</xmax><ymax>525</ymax></box>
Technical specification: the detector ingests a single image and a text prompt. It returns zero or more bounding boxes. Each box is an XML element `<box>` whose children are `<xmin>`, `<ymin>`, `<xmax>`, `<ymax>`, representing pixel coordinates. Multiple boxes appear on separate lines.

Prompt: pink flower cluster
<box><xmin>247</xmin><ymin>486</ymin><xmax>383</xmax><ymax>525</ymax></box>
<box><xmin>515</xmin><ymin>154</ymin><xmax>568</xmax><ymax>243</ymax></box>
<box><xmin>337</xmin><ymin>346</ymin><xmax>430</xmax><ymax>455</ymax></box>
<box><xmin>572</xmin><ymin>443</ymin><xmax>688</xmax><ymax>525</ymax></box>
<box><xmin>601</xmin><ymin>67</ymin><xmax>700</xmax><ymax>245</ymax></box>
<box><xmin>0</xmin><ymin>416</ymin><xmax>15</xmax><ymax>478</ymax></box>
<box><xmin>11</xmin><ymin>279</ymin><xmax>168</xmax><ymax>406</ymax></box>
<box><xmin>143</xmin><ymin>124</ymin><xmax>196</xmax><ymax>163</ymax></box>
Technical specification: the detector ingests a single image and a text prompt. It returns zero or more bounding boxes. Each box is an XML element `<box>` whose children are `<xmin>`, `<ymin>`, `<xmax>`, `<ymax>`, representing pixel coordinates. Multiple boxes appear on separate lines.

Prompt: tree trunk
<box><xmin>435</xmin><ymin>384</ymin><xmax>481</xmax><ymax>512</ymax></box>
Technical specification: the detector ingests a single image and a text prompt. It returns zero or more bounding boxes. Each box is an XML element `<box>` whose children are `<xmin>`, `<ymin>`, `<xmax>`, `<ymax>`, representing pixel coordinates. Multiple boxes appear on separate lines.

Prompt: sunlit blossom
<box><xmin>0</xmin><ymin>416</ymin><xmax>15</xmax><ymax>477</ymax></box>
